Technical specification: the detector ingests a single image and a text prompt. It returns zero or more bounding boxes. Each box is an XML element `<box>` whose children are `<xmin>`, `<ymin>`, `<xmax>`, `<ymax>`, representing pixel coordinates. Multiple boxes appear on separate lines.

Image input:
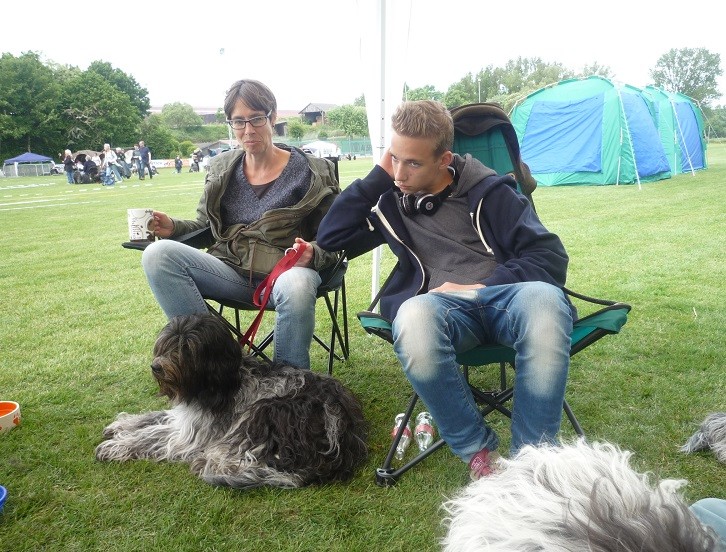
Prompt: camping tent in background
<box><xmin>510</xmin><ymin>76</ymin><xmax>671</xmax><ymax>187</ymax></box>
<box><xmin>640</xmin><ymin>86</ymin><xmax>707</xmax><ymax>175</ymax></box>
<box><xmin>2</xmin><ymin>152</ymin><xmax>54</xmax><ymax>177</ymax></box>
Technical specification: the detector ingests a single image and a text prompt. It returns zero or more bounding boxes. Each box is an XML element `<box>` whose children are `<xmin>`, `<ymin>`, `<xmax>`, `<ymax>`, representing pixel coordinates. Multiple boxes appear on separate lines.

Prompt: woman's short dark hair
<box><xmin>224</xmin><ymin>79</ymin><xmax>277</xmax><ymax>119</ymax></box>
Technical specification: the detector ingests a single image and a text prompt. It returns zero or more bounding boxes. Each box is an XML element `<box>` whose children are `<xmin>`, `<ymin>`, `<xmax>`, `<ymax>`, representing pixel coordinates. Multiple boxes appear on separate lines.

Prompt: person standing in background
<box><xmin>102</xmin><ymin>143</ymin><xmax>122</xmax><ymax>185</ymax></box>
<box><xmin>138</xmin><ymin>141</ymin><xmax>153</xmax><ymax>180</ymax></box>
<box><xmin>131</xmin><ymin>144</ymin><xmax>141</xmax><ymax>178</ymax></box>
<box><xmin>63</xmin><ymin>149</ymin><xmax>74</xmax><ymax>184</ymax></box>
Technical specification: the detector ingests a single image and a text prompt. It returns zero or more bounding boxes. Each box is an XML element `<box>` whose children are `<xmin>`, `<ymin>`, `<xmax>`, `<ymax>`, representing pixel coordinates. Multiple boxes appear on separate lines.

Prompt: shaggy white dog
<box><xmin>441</xmin><ymin>440</ymin><xmax>720</xmax><ymax>551</ymax></box>
<box><xmin>682</xmin><ymin>412</ymin><xmax>726</xmax><ymax>463</ymax></box>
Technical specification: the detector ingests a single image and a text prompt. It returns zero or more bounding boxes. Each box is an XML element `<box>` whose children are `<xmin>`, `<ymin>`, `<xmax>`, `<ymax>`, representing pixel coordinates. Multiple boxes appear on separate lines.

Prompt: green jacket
<box><xmin>170</xmin><ymin>145</ymin><xmax>341</xmax><ymax>279</ymax></box>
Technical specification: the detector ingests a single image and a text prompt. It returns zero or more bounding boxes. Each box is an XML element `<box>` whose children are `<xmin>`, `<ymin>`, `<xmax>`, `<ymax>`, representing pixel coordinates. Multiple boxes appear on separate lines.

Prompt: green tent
<box><xmin>510</xmin><ymin>76</ymin><xmax>671</xmax><ymax>186</ymax></box>
<box><xmin>640</xmin><ymin>86</ymin><xmax>707</xmax><ymax>175</ymax></box>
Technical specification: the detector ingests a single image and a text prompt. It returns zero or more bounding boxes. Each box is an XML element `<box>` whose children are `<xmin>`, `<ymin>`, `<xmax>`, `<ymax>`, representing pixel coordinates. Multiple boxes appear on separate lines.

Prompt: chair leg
<box><xmin>207</xmin><ymin>280</ymin><xmax>350</xmax><ymax>375</ymax></box>
<box><xmin>206</xmin><ymin>302</ymin><xmax>272</xmax><ymax>362</ymax></box>
<box><xmin>320</xmin><ymin>287</ymin><xmax>350</xmax><ymax>375</ymax></box>
<box><xmin>563</xmin><ymin>400</ymin><xmax>585</xmax><ymax>437</ymax></box>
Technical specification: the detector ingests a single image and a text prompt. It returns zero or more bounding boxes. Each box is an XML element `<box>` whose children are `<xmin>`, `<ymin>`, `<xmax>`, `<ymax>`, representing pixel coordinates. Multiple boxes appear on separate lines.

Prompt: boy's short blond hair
<box><xmin>391</xmin><ymin>100</ymin><xmax>453</xmax><ymax>156</ymax></box>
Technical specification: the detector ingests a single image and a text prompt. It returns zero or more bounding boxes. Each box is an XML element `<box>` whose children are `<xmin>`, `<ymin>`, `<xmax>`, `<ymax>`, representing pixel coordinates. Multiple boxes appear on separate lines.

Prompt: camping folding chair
<box><xmin>122</xmin><ymin>155</ymin><xmax>349</xmax><ymax>375</ymax></box>
<box><xmin>357</xmin><ymin>103</ymin><xmax>632</xmax><ymax>486</ymax></box>
<box><xmin>204</xmin><ymin>243</ymin><xmax>349</xmax><ymax>375</ymax></box>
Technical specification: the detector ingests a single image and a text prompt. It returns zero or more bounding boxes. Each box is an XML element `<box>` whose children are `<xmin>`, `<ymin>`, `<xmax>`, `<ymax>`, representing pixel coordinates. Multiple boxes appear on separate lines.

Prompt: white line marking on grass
<box><xmin>0</xmin><ymin>200</ymin><xmax>99</xmax><ymax>212</ymax></box>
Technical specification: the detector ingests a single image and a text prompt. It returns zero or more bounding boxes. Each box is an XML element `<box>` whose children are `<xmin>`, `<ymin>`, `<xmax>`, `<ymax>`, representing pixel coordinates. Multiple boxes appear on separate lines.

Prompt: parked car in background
<box><xmin>50</xmin><ymin>163</ymin><xmax>64</xmax><ymax>175</ymax></box>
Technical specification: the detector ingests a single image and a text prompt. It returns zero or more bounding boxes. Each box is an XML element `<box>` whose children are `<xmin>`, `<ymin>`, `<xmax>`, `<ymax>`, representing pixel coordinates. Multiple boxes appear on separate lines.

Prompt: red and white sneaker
<box><xmin>468</xmin><ymin>448</ymin><xmax>502</xmax><ymax>481</ymax></box>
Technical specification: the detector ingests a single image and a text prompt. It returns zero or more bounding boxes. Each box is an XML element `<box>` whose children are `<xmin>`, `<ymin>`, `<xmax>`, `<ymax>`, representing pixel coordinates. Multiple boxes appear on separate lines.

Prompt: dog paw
<box><xmin>95</xmin><ymin>440</ymin><xmax>127</xmax><ymax>462</ymax></box>
<box><xmin>95</xmin><ymin>440</ymin><xmax>114</xmax><ymax>461</ymax></box>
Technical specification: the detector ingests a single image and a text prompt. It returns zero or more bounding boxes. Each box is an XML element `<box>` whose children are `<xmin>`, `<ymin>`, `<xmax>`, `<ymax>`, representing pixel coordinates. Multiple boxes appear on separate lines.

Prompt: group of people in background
<box><xmin>61</xmin><ymin>141</ymin><xmax>154</xmax><ymax>186</ymax></box>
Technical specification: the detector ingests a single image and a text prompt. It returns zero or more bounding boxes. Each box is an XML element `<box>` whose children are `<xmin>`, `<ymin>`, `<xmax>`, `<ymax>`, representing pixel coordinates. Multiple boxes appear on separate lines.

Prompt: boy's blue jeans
<box><xmin>391</xmin><ymin>282</ymin><xmax>573</xmax><ymax>462</ymax></box>
<box><xmin>141</xmin><ymin>239</ymin><xmax>321</xmax><ymax>369</ymax></box>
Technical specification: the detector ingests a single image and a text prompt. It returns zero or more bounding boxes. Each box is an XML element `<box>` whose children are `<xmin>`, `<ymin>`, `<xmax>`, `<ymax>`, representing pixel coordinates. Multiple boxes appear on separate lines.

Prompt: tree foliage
<box><xmin>326</xmin><ymin>105</ymin><xmax>368</xmax><ymax>137</ymax></box>
<box><xmin>0</xmin><ymin>52</ymin><xmax>62</xmax><ymax>155</ymax></box>
<box><xmin>87</xmin><ymin>60</ymin><xmax>150</xmax><ymax>118</ymax></box>
<box><xmin>139</xmin><ymin>114</ymin><xmax>179</xmax><ymax>159</ymax></box>
<box><xmin>404</xmin><ymin>84</ymin><xmax>444</xmax><ymax>102</ymax></box>
<box><xmin>60</xmin><ymin>70</ymin><xmax>141</xmax><ymax>149</ymax></box>
<box><xmin>159</xmin><ymin>102</ymin><xmax>204</xmax><ymax>131</ymax></box>
<box><xmin>651</xmin><ymin>47</ymin><xmax>723</xmax><ymax>106</ymax></box>
<box><xmin>286</xmin><ymin>119</ymin><xmax>308</xmax><ymax>141</ymax></box>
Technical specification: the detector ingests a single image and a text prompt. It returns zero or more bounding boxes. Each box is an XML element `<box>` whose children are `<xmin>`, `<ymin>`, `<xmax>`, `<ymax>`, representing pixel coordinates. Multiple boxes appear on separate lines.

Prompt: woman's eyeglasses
<box><xmin>226</xmin><ymin>111</ymin><xmax>272</xmax><ymax>129</ymax></box>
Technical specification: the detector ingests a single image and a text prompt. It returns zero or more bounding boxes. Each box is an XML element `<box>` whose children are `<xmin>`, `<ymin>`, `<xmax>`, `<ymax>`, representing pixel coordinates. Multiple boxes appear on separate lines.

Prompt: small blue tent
<box><xmin>510</xmin><ymin>76</ymin><xmax>671</xmax><ymax>186</ymax></box>
<box><xmin>2</xmin><ymin>152</ymin><xmax>54</xmax><ymax>177</ymax></box>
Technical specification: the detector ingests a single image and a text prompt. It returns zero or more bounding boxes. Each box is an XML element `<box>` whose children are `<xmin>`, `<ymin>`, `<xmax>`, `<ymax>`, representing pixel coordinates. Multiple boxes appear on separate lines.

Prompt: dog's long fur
<box><xmin>441</xmin><ymin>440</ymin><xmax>719</xmax><ymax>552</ymax></box>
<box><xmin>95</xmin><ymin>314</ymin><xmax>368</xmax><ymax>489</ymax></box>
<box><xmin>681</xmin><ymin>412</ymin><xmax>726</xmax><ymax>463</ymax></box>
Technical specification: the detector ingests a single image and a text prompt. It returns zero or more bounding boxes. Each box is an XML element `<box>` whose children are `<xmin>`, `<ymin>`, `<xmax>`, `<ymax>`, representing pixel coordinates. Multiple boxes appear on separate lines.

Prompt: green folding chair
<box><xmin>359</xmin><ymin>285</ymin><xmax>630</xmax><ymax>486</ymax></box>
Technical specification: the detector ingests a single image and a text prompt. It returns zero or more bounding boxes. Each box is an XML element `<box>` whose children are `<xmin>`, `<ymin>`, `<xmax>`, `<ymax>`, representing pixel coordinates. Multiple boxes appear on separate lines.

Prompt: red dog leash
<box><xmin>240</xmin><ymin>243</ymin><xmax>307</xmax><ymax>350</ymax></box>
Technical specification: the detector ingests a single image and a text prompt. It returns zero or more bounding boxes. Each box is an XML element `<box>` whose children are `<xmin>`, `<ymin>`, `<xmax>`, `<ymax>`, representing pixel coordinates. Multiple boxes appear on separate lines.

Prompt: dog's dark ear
<box><xmin>195</xmin><ymin>315</ymin><xmax>243</xmax><ymax>411</ymax></box>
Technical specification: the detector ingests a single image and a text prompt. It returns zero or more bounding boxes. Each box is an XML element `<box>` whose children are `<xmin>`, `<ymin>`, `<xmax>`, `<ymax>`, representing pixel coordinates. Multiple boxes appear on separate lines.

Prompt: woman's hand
<box><xmin>152</xmin><ymin>211</ymin><xmax>175</xmax><ymax>238</ymax></box>
<box><xmin>291</xmin><ymin>237</ymin><xmax>314</xmax><ymax>267</ymax></box>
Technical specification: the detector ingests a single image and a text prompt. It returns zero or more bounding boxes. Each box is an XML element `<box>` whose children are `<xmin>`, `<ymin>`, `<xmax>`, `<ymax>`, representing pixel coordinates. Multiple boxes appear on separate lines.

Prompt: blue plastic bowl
<box><xmin>0</xmin><ymin>485</ymin><xmax>6</xmax><ymax>513</ymax></box>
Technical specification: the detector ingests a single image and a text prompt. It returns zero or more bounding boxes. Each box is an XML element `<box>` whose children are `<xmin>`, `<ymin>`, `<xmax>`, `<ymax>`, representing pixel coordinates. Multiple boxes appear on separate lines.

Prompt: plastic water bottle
<box><xmin>392</xmin><ymin>413</ymin><xmax>412</xmax><ymax>460</ymax></box>
<box><xmin>415</xmin><ymin>411</ymin><xmax>436</xmax><ymax>451</ymax></box>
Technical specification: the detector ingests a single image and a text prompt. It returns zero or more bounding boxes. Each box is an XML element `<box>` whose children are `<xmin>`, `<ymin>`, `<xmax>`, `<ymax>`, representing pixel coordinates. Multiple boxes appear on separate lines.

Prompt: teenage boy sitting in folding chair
<box><xmin>317</xmin><ymin>100</ymin><xmax>575</xmax><ymax>480</ymax></box>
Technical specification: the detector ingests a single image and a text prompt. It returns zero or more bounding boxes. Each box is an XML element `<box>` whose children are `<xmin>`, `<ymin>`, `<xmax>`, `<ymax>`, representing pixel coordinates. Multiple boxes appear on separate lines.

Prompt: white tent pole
<box><xmin>370</xmin><ymin>0</ymin><xmax>386</xmax><ymax>309</ymax></box>
<box><xmin>615</xmin><ymin>86</ymin><xmax>641</xmax><ymax>190</ymax></box>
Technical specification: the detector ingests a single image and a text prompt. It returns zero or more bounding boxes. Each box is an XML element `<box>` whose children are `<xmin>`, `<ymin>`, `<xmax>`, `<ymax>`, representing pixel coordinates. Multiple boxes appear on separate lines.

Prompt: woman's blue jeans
<box><xmin>65</xmin><ymin>169</ymin><xmax>74</xmax><ymax>184</ymax></box>
<box><xmin>391</xmin><ymin>282</ymin><xmax>573</xmax><ymax>462</ymax></box>
<box><xmin>141</xmin><ymin>239</ymin><xmax>321</xmax><ymax>369</ymax></box>
<box><xmin>102</xmin><ymin>167</ymin><xmax>116</xmax><ymax>185</ymax></box>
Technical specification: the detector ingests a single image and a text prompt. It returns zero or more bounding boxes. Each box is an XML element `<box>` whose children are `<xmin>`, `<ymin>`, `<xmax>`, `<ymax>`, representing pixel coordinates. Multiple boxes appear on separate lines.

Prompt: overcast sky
<box><xmin>2</xmin><ymin>0</ymin><xmax>724</xmax><ymax>111</ymax></box>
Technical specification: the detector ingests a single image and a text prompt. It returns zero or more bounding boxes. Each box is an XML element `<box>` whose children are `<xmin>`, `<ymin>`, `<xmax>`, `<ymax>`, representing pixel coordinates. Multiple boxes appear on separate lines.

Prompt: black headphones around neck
<box><xmin>399</xmin><ymin>185</ymin><xmax>453</xmax><ymax>217</ymax></box>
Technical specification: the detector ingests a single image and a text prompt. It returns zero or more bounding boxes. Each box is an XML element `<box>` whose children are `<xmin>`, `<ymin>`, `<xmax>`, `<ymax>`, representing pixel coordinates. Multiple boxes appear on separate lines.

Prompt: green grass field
<box><xmin>1</xmin><ymin>147</ymin><xmax>724</xmax><ymax>551</ymax></box>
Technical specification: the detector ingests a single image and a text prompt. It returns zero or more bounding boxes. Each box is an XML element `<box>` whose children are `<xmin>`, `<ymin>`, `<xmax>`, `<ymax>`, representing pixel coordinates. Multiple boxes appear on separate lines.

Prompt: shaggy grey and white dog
<box><xmin>95</xmin><ymin>313</ymin><xmax>368</xmax><ymax>489</ymax></box>
<box><xmin>681</xmin><ymin>412</ymin><xmax>726</xmax><ymax>463</ymax></box>
<box><xmin>441</xmin><ymin>440</ymin><xmax>719</xmax><ymax>551</ymax></box>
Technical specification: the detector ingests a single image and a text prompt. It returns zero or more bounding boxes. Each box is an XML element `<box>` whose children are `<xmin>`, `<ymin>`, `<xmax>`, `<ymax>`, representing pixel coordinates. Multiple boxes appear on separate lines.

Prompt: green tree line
<box><xmin>1</xmin><ymin>48</ymin><xmax>724</xmax><ymax>163</ymax></box>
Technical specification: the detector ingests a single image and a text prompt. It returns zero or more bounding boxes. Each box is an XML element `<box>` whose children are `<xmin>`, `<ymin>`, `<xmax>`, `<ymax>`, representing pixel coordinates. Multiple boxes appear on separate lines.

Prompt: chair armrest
<box><xmin>122</xmin><ymin>226</ymin><xmax>213</xmax><ymax>252</ymax></box>
<box><xmin>357</xmin><ymin>311</ymin><xmax>394</xmax><ymax>343</ymax></box>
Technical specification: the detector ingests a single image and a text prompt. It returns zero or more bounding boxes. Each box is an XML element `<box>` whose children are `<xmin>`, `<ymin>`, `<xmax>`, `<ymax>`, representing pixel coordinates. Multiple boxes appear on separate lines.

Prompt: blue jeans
<box><xmin>391</xmin><ymin>282</ymin><xmax>573</xmax><ymax>462</ymax></box>
<box><xmin>690</xmin><ymin>498</ymin><xmax>726</xmax><ymax>548</ymax></box>
<box><xmin>102</xmin><ymin>167</ymin><xmax>116</xmax><ymax>185</ymax></box>
<box><xmin>109</xmin><ymin>164</ymin><xmax>122</xmax><ymax>182</ymax></box>
<box><xmin>65</xmin><ymin>169</ymin><xmax>74</xmax><ymax>184</ymax></box>
<box><xmin>141</xmin><ymin>239</ymin><xmax>322</xmax><ymax>369</ymax></box>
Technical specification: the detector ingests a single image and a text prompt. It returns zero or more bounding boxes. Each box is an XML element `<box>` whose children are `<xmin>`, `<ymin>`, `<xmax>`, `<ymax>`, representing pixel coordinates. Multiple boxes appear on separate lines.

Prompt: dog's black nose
<box><xmin>151</xmin><ymin>363</ymin><xmax>162</xmax><ymax>374</ymax></box>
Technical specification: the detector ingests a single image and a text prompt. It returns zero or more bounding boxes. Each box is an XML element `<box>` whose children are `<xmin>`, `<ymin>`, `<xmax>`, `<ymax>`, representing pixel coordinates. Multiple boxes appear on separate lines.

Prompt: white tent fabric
<box><xmin>356</xmin><ymin>0</ymin><xmax>411</xmax><ymax>303</ymax></box>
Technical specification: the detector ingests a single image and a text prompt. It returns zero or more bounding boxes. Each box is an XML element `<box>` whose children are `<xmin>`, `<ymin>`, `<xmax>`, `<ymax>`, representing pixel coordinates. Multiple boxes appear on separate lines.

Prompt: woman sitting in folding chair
<box><xmin>317</xmin><ymin>100</ymin><xmax>575</xmax><ymax>480</ymax></box>
<box><xmin>142</xmin><ymin>79</ymin><xmax>340</xmax><ymax>370</ymax></box>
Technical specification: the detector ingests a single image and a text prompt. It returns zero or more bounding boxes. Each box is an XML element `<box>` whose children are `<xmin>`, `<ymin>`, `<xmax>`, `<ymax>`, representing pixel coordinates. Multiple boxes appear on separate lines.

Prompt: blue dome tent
<box><xmin>510</xmin><ymin>76</ymin><xmax>672</xmax><ymax>187</ymax></box>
